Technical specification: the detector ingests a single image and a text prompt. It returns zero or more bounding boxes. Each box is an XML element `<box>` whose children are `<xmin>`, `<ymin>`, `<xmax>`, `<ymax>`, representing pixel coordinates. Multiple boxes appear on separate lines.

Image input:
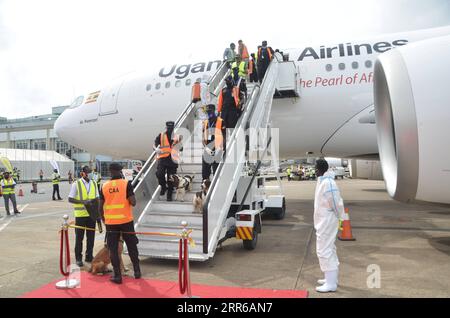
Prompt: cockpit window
<box><xmin>69</xmin><ymin>96</ymin><xmax>84</xmax><ymax>109</ymax></box>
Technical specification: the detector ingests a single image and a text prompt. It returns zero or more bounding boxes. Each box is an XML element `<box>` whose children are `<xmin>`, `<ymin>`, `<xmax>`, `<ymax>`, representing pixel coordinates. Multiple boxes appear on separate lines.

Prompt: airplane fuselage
<box><xmin>54</xmin><ymin>26</ymin><xmax>450</xmax><ymax>161</ymax></box>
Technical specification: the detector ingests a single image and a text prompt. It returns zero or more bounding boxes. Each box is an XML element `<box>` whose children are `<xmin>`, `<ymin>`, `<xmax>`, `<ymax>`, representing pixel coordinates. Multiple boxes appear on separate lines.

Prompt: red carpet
<box><xmin>22</xmin><ymin>272</ymin><xmax>308</xmax><ymax>298</ymax></box>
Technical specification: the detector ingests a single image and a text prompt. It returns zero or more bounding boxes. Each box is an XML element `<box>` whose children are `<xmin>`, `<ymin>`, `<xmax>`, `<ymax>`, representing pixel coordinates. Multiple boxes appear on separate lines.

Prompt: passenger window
<box><xmin>175</xmin><ymin>80</ymin><xmax>181</xmax><ymax>87</ymax></box>
<box><xmin>365</xmin><ymin>60</ymin><xmax>373</xmax><ymax>68</ymax></box>
<box><xmin>165</xmin><ymin>82</ymin><xmax>171</xmax><ymax>89</ymax></box>
<box><xmin>325</xmin><ymin>64</ymin><xmax>332</xmax><ymax>72</ymax></box>
<box><xmin>186</xmin><ymin>79</ymin><xmax>192</xmax><ymax>86</ymax></box>
<box><xmin>146</xmin><ymin>84</ymin><xmax>151</xmax><ymax>91</ymax></box>
<box><xmin>338</xmin><ymin>63</ymin><xmax>345</xmax><ymax>70</ymax></box>
<box><xmin>155</xmin><ymin>83</ymin><xmax>161</xmax><ymax>90</ymax></box>
<box><xmin>352</xmin><ymin>62</ymin><xmax>359</xmax><ymax>69</ymax></box>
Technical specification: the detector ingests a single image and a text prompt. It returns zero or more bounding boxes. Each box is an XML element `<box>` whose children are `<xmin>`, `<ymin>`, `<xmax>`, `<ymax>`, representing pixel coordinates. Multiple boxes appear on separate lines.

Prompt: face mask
<box><xmin>208</xmin><ymin>112</ymin><xmax>215</xmax><ymax>119</ymax></box>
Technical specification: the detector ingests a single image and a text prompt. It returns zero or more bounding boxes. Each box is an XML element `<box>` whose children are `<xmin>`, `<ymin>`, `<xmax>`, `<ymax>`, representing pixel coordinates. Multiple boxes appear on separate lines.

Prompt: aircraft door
<box><xmin>99</xmin><ymin>80</ymin><xmax>124</xmax><ymax>116</ymax></box>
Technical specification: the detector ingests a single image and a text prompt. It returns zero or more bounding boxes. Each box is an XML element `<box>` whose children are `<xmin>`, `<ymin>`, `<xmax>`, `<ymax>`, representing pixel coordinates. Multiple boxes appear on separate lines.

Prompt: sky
<box><xmin>0</xmin><ymin>0</ymin><xmax>449</xmax><ymax>118</ymax></box>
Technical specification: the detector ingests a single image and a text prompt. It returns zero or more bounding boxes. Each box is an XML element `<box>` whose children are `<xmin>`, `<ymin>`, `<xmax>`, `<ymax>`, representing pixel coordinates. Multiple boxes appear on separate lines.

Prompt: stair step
<box><xmin>146</xmin><ymin>209</ymin><xmax>203</xmax><ymax>217</ymax></box>
<box><xmin>136</xmin><ymin>247</ymin><xmax>209</xmax><ymax>261</ymax></box>
<box><xmin>139</xmin><ymin>223</ymin><xmax>203</xmax><ymax>231</ymax></box>
<box><xmin>138</xmin><ymin>234</ymin><xmax>203</xmax><ymax>243</ymax></box>
<box><xmin>136</xmin><ymin>238</ymin><xmax>204</xmax><ymax>254</ymax></box>
<box><xmin>141</xmin><ymin>212</ymin><xmax>202</xmax><ymax>221</ymax></box>
<box><xmin>178</xmin><ymin>163</ymin><xmax>202</xmax><ymax>173</ymax></box>
<box><xmin>151</xmin><ymin>201</ymin><xmax>197</xmax><ymax>213</ymax></box>
<box><xmin>154</xmin><ymin>191</ymin><xmax>198</xmax><ymax>203</ymax></box>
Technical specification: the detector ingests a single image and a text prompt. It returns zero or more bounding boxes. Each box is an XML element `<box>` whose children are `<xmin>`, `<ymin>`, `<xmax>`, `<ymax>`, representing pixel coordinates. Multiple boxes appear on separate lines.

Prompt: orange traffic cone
<box><xmin>18</xmin><ymin>186</ymin><xmax>24</xmax><ymax>197</ymax></box>
<box><xmin>338</xmin><ymin>208</ymin><xmax>355</xmax><ymax>241</ymax></box>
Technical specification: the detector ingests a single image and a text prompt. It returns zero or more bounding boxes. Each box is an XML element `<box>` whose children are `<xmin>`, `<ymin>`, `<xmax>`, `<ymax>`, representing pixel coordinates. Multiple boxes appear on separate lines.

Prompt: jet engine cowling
<box><xmin>374</xmin><ymin>35</ymin><xmax>450</xmax><ymax>204</ymax></box>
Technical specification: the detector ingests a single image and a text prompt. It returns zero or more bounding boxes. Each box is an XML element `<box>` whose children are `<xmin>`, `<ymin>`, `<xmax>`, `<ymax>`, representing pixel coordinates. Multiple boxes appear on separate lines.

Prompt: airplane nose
<box><xmin>54</xmin><ymin>110</ymin><xmax>72</xmax><ymax>142</ymax></box>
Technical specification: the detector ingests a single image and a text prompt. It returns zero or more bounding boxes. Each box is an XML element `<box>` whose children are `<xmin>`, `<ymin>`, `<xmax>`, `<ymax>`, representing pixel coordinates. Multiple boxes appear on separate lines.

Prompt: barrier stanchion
<box><xmin>56</xmin><ymin>215</ymin><xmax>79</xmax><ymax>289</ymax></box>
<box><xmin>58</xmin><ymin>218</ymin><xmax>196</xmax><ymax>292</ymax></box>
<box><xmin>178</xmin><ymin>221</ymin><xmax>196</xmax><ymax>298</ymax></box>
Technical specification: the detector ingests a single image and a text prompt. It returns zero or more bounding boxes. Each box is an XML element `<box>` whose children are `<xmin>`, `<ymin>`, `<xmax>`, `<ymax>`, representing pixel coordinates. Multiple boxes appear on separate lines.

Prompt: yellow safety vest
<box><xmin>52</xmin><ymin>173</ymin><xmax>61</xmax><ymax>185</ymax></box>
<box><xmin>1</xmin><ymin>179</ymin><xmax>15</xmax><ymax>195</ymax></box>
<box><xmin>231</xmin><ymin>61</ymin><xmax>247</xmax><ymax>78</ymax></box>
<box><xmin>73</xmin><ymin>179</ymin><xmax>98</xmax><ymax>218</ymax></box>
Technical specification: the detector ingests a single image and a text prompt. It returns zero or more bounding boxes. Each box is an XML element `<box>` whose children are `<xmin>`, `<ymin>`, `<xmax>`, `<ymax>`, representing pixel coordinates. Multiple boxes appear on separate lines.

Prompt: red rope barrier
<box><xmin>178</xmin><ymin>238</ymin><xmax>187</xmax><ymax>294</ymax></box>
<box><xmin>59</xmin><ymin>228</ymin><xmax>71</xmax><ymax>277</ymax></box>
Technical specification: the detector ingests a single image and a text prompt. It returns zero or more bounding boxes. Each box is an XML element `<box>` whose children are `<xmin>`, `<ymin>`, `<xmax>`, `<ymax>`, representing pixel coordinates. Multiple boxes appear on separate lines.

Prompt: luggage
<box><xmin>191</xmin><ymin>81</ymin><xmax>201</xmax><ymax>103</ymax></box>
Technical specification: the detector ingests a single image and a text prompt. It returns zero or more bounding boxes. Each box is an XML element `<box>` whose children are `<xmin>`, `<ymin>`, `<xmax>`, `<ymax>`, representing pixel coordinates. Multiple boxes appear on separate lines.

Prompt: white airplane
<box><xmin>55</xmin><ymin>26</ymin><xmax>450</xmax><ymax>204</ymax></box>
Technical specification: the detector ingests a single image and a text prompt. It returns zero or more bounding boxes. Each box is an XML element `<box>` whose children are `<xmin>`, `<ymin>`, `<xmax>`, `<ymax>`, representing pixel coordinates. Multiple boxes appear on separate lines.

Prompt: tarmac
<box><xmin>0</xmin><ymin>179</ymin><xmax>449</xmax><ymax>298</ymax></box>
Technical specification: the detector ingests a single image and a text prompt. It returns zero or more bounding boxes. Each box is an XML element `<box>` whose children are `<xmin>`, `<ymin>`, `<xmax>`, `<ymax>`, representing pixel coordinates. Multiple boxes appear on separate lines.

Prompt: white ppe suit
<box><xmin>314</xmin><ymin>171</ymin><xmax>345</xmax><ymax>272</ymax></box>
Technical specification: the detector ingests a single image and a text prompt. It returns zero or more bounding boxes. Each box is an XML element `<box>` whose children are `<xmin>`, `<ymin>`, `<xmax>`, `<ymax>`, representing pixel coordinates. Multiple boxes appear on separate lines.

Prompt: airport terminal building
<box><xmin>0</xmin><ymin>106</ymin><xmax>128</xmax><ymax>178</ymax></box>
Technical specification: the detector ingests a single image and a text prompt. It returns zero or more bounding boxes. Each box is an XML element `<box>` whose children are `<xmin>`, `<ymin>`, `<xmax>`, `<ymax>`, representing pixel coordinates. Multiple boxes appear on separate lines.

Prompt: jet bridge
<box><xmin>131</xmin><ymin>54</ymin><xmax>298</xmax><ymax>261</ymax></box>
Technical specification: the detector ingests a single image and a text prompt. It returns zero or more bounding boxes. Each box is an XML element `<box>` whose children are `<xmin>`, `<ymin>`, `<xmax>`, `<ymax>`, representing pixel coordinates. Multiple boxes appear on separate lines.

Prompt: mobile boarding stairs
<box><xmin>131</xmin><ymin>53</ymin><xmax>299</xmax><ymax>261</ymax></box>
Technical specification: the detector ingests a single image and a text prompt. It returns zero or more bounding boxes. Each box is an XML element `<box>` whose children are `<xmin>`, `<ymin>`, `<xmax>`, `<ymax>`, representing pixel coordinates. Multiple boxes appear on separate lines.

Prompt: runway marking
<box><xmin>0</xmin><ymin>219</ymin><xmax>13</xmax><ymax>233</ymax></box>
<box><xmin>0</xmin><ymin>204</ymin><xmax>66</xmax><ymax>232</ymax></box>
<box><xmin>14</xmin><ymin>210</ymin><xmax>69</xmax><ymax>221</ymax></box>
<box><xmin>0</xmin><ymin>204</ymin><xmax>28</xmax><ymax>233</ymax></box>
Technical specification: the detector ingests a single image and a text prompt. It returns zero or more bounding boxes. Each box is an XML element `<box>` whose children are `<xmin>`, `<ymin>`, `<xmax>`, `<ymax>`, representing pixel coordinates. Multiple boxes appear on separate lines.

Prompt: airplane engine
<box><xmin>374</xmin><ymin>35</ymin><xmax>450</xmax><ymax>204</ymax></box>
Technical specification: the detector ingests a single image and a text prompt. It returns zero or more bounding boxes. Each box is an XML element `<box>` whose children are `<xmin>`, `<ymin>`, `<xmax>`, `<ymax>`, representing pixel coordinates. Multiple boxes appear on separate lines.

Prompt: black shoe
<box><xmin>76</xmin><ymin>260</ymin><xmax>84</xmax><ymax>267</ymax></box>
<box><xmin>110</xmin><ymin>275</ymin><xmax>122</xmax><ymax>284</ymax></box>
<box><xmin>160</xmin><ymin>188</ymin><xmax>166</xmax><ymax>196</ymax></box>
<box><xmin>85</xmin><ymin>257</ymin><xmax>93</xmax><ymax>263</ymax></box>
<box><xmin>52</xmin><ymin>198</ymin><xmax>56</xmax><ymax>201</ymax></box>
<box><xmin>133</xmin><ymin>264</ymin><xmax>142</xmax><ymax>279</ymax></box>
<box><xmin>6</xmin><ymin>213</ymin><xmax>11</xmax><ymax>217</ymax></box>
<box><xmin>58</xmin><ymin>198</ymin><xmax>63</xmax><ymax>201</ymax></box>
<box><xmin>167</xmin><ymin>196</ymin><xmax>173</xmax><ymax>202</ymax></box>
<box><xmin>134</xmin><ymin>270</ymin><xmax>142</xmax><ymax>279</ymax></box>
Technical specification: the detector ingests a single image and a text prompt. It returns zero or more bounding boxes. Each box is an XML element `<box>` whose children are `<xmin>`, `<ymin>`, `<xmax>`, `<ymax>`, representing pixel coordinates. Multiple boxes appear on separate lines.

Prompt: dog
<box><xmin>170</xmin><ymin>175</ymin><xmax>194</xmax><ymax>201</ymax></box>
<box><xmin>89</xmin><ymin>239</ymin><xmax>126</xmax><ymax>276</ymax></box>
<box><xmin>193</xmin><ymin>179</ymin><xmax>211</xmax><ymax>213</ymax></box>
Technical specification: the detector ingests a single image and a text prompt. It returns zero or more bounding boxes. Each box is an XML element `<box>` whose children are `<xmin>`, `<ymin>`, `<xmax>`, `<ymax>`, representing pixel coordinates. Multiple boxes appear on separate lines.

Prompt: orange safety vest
<box><xmin>203</xmin><ymin>117</ymin><xmax>224</xmax><ymax>150</ymax></box>
<box><xmin>248</xmin><ymin>59</ymin><xmax>254</xmax><ymax>75</ymax></box>
<box><xmin>240</xmin><ymin>44</ymin><xmax>249</xmax><ymax>60</ymax></box>
<box><xmin>102</xmin><ymin>179</ymin><xmax>133</xmax><ymax>225</ymax></box>
<box><xmin>258</xmin><ymin>47</ymin><xmax>273</xmax><ymax>62</ymax></box>
<box><xmin>157</xmin><ymin>132</ymin><xmax>180</xmax><ymax>162</ymax></box>
<box><xmin>217</xmin><ymin>88</ymin><xmax>239</xmax><ymax>113</ymax></box>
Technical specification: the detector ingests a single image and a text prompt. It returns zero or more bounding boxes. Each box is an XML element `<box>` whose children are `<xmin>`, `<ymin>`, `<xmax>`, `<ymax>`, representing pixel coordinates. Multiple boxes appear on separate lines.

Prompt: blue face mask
<box><xmin>208</xmin><ymin>112</ymin><xmax>215</xmax><ymax>119</ymax></box>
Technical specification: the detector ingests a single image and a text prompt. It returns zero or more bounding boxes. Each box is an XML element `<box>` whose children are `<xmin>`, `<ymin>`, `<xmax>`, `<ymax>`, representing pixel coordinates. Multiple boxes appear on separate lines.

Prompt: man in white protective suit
<box><xmin>313</xmin><ymin>158</ymin><xmax>346</xmax><ymax>293</ymax></box>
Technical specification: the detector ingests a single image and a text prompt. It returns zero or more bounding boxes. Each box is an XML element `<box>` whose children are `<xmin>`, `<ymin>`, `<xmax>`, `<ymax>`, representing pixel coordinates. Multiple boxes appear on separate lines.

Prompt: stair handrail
<box><xmin>201</xmin><ymin>83</ymin><xmax>262</xmax><ymax>253</ymax></box>
<box><xmin>202</xmin><ymin>58</ymin><xmax>280</xmax><ymax>255</ymax></box>
<box><xmin>207</xmin><ymin>61</ymin><xmax>230</xmax><ymax>97</ymax></box>
<box><xmin>132</xmin><ymin>62</ymin><xmax>228</xmax><ymax>189</ymax></box>
<box><xmin>131</xmin><ymin>101</ymin><xmax>195</xmax><ymax>189</ymax></box>
<box><xmin>236</xmin><ymin>136</ymin><xmax>272</xmax><ymax>213</ymax></box>
<box><xmin>132</xmin><ymin>61</ymin><xmax>234</xmax><ymax>226</ymax></box>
